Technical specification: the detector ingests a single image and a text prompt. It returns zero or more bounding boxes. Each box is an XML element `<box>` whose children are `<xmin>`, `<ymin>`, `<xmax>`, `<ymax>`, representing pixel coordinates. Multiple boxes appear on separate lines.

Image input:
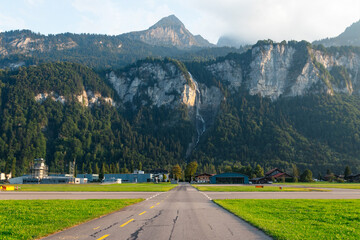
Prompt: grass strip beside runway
<box><xmin>193</xmin><ymin>185</ymin><xmax>327</xmax><ymax>192</ymax></box>
<box><xmin>16</xmin><ymin>182</ymin><xmax>176</xmax><ymax>192</ymax></box>
<box><xmin>274</xmin><ymin>182</ymin><xmax>360</xmax><ymax>189</ymax></box>
<box><xmin>0</xmin><ymin>199</ymin><xmax>142</xmax><ymax>240</ymax></box>
<box><xmin>215</xmin><ymin>199</ymin><xmax>360</xmax><ymax>240</ymax></box>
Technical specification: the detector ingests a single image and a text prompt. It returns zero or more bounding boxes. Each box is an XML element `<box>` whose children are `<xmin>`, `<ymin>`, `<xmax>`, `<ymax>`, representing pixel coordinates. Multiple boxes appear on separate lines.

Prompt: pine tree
<box><xmin>344</xmin><ymin>166</ymin><xmax>351</xmax><ymax>178</ymax></box>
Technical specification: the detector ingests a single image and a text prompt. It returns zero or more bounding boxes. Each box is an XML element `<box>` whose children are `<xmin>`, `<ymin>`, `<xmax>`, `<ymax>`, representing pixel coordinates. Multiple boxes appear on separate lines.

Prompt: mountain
<box><xmin>217</xmin><ymin>35</ymin><xmax>249</xmax><ymax>48</ymax></box>
<box><xmin>124</xmin><ymin>15</ymin><xmax>214</xmax><ymax>49</ymax></box>
<box><xmin>2</xmin><ymin>33</ymin><xmax>360</xmax><ymax>177</ymax></box>
<box><xmin>313</xmin><ymin>20</ymin><xmax>360</xmax><ymax>47</ymax></box>
<box><xmin>0</xmin><ymin>30</ymin><xmax>184</xmax><ymax>69</ymax></box>
<box><xmin>103</xmin><ymin>40</ymin><xmax>360</xmax><ymax>174</ymax></box>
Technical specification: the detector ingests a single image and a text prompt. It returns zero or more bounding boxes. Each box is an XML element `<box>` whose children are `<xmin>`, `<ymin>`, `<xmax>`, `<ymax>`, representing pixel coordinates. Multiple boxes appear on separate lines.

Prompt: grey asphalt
<box><xmin>0</xmin><ymin>191</ymin><xmax>157</xmax><ymax>200</ymax></box>
<box><xmin>204</xmin><ymin>189</ymin><xmax>360</xmax><ymax>199</ymax></box>
<box><xmin>41</xmin><ymin>183</ymin><xmax>271</xmax><ymax>240</ymax></box>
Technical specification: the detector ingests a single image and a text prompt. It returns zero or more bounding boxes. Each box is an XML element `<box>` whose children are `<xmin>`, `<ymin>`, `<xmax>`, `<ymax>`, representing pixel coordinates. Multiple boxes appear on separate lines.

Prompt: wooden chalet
<box><xmin>251</xmin><ymin>168</ymin><xmax>293</xmax><ymax>184</ymax></box>
<box><xmin>345</xmin><ymin>173</ymin><xmax>360</xmax><ymax>182</ymax></box>
<box><xmin>195</xmin><ymin>173</ymin><xmax>214</xmax><ymax>183</ymax></box>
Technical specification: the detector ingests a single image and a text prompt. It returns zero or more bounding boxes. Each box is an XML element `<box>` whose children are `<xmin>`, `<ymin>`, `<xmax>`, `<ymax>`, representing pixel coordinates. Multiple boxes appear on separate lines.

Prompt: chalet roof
<box><xmin>271</xmin><ymin>172</ymin><xmax>293</xmax><ymax>178</ymax></box>
<box><xmin>195</xmin><ymin>173</ymin><xmax>214</xmax><ymax>177</ymax></box>
<box><xmin>265</xmin><ymin>168</ymin><xmax>284</xmax><ymax>176</ymax></box>
<box><xmin>347</xmin><ymin>173</ymin><xmax>360</xmax><ymax>178</ymax></box>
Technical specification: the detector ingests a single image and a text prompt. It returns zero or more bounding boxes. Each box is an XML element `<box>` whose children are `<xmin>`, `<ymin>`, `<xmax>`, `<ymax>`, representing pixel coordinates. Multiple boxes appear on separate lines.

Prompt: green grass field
<box><xmin>0</xmin><ymin>199</ymin><xmax>142</xmax><ymax>240</ymax></box>
<box><xmin>215</xmin><ymin>199</ymin><xmax>360</xmax><ymax>240</ymax></box>
<box><xmin>12</xmin><ymin>182</ymin><xmax>176</xmax><ymax>192</ymax></box>
<box><xmin>193</xmin><ymin>185</ymin><xmax>328</xmax><ymax>192</ymax></box>
<box><xmin>274</xmin><ymin>182</ymin><xmax>360</xmax><ymax>189</ymax></box>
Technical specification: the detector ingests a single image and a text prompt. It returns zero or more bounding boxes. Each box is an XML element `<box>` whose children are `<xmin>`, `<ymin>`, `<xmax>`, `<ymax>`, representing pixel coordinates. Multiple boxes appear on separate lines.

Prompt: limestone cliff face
<box><xmin>207</xmin><ymin>42</ymin><xmax>360</xmax><ymax>100</ymax></box>
<box><xmin>0</xmin><ymin>31</ymin><xmax>78</xmax><ymax>56</ymax></box>
<box><xmin>35</xmin><ymin>90</ymin><xmax>114</xmax><ymax>107</ymax></box>
<box><xmin>311</xmin><ymin>49</ymin><xmax>360</xmax><ymax>94</ymax></box>
<box><xmin>108</xmin><ymin>62</ymin><xmax>217</xmax><ymax>108</ymax></box>
<box><xmin>108</xmin><ymin>61</ymin><xmax>223</xmax><ymax>129</ymax></box>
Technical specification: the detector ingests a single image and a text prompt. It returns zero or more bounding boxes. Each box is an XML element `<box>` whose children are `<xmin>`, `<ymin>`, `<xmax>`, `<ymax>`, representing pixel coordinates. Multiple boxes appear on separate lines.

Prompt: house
<box><xmin>251</xmin><ymin>168</ymin><xmax>293</xmax><ymax>183</ymax></box>
<box><xmin>323</xmin><ymin>174</ymin><xmax>344</xmax><ymax>182</ymax></box>
<box><xmin>345</xmin><ymin>174</ymin><xmax>360</xmax><ymax>182</ymax></box>
<box><xmin>210</xmin><ymin>172</ymin><xmax>249</xmax><ymax>184</ymax></box>
<box><xmin>149</xmin><ymin>169</ymin><xmax>169</xmax><ymax>182</ymax></box>
<box><xmin>194</xmin><ymin>173</ymin><xmax>214</xmax><ymax>183</ymax></box>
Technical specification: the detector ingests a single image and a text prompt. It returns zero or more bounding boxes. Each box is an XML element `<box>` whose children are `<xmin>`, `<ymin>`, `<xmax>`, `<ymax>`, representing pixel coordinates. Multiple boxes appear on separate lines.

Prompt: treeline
<box><xmin>1</xmin><ymin>58</ymin><xmax>360</xmax><ymax>178</ymax></box>
<box><xmin>0</xmin><ymin>62</ymin><xmax>189</xmax><ymax>176</ymax></box>
<box><xmin>191</xmin><ymin>92</ymin><xmax>360</xmax><ymax>176</ymax></box>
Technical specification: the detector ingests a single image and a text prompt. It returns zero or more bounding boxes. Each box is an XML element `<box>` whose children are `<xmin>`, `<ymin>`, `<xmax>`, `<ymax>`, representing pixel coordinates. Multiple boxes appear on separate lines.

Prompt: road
<box><xmin>0</xmin><ymin>191</ymin><xmax>157</xmax><ymax>200</ymax></box>
<box><xmin>41</xmin><ymin>183</ymin><xmax>271</xmax><ymax>240</ymax></box>
<box><xmin>2</xmin><ymin>186</ymin><xmax>360</xmax><ymax>200</ymax></box>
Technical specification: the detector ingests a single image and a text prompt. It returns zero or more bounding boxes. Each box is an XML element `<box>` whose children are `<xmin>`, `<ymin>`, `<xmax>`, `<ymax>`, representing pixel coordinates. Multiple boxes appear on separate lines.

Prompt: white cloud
<box><xmin>1</xmin><ymin>0</ymin><xmax>360</xmax><ymax>45</ymax></box>
<box><xmin>178</xmin><ymin>0</ymin><xmax>360</xmax><ymax>44</ymax></box>
<box><xmin>0</xmin><ymin>13</ymin><xmax>27</xmax><ymax>31</ymax></box>
<box><xmin>71</xmin><ymin>0</ymin><xmax>173</xmax><ymax>35</ymax></box>
<box><xmin>25</xmin><ymin>0</ymin><xmax>45</xmax><ymax>5</ymax></box>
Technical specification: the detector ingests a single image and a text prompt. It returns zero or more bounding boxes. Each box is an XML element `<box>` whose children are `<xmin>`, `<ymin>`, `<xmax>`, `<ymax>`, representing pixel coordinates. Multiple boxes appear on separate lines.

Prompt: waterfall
<box><xmin>190</xmin><ymin>73</ymin><xmax>206</xmax><ymax>145</ymax></box>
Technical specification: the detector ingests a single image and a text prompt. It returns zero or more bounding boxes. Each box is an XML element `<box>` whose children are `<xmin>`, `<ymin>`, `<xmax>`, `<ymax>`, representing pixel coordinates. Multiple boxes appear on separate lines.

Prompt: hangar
<box><xmin>210</xmin><ymin>172</ymin><xmax>249</xmax><ymax>184</ymax></box>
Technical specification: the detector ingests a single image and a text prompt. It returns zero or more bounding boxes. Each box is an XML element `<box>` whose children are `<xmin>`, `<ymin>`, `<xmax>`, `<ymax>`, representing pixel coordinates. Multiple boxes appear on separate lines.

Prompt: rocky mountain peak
<box><xmin>150</xmin><ymin>15</ymin><xmax>185</xmax><ymax>29</ymax></box>
<box><xmin>124</xmin><ymin>15</ymin><xmax>213</xmax><ymax>49</ymax></box>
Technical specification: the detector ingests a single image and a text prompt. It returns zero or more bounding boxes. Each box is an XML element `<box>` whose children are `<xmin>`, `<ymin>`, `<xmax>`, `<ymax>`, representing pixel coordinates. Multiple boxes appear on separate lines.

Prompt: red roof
<box><xmin>271</xmin><ymin>172</ymin><xmax>292</xmax><ymax>178</ymax></box>
<box><xmin>195</xmin><ymin>173</ymin><xmax>214</xmax><ymax>177</ymax></box>
<box><xmin>265</xmin><ymin>168</ymin><xmax>284</xmax><ymax>176</ymax></box>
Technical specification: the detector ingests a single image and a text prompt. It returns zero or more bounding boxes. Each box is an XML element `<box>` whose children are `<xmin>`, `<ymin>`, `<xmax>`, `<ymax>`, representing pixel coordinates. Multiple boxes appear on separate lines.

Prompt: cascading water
<box><xmin>190</xmin><ymin>73</ymin><xmax>206</xmax><ymax>145</ymax></box>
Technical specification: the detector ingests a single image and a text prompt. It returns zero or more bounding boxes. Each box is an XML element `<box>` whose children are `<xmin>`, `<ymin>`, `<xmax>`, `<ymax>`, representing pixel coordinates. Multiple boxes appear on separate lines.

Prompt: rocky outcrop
<box><xmin>109</xmin><ymin>62</ymin><xmax>200</xmax><ymax>108</ymax></box>
<box><xmin>206</xmin><ymin>60</ymin><xmax>243</xmax><ymax>90</ymax></box>
<box><xmin>35</xmin><ymin>90</ymin><xmax>115</xmax><ymax>107</ymax></box>
<box><xmin>0</xmin><ymin>32</ymin><xmax>78</xmax><ymax>56</ymax></box>
<box><xmin>124</xmin><ymin>15</ymin><xmax>213</xmax><ymax>49</ymax></box>
<box><xmin>207</xmin><ymin>41</ymin><xmax>360</xmax><ymax>99</ymax></box>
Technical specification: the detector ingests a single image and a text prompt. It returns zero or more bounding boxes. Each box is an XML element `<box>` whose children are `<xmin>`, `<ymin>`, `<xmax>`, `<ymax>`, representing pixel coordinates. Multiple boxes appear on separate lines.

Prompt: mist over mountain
<box><xmin>217</xmin><ymin>35</ymin><xmax>250</xmax><ymax>48</ymax></box>
<box><xmin>313</xmin><ymin>19</ymin><xmax>360</xmax><ymax>47</ymax></box>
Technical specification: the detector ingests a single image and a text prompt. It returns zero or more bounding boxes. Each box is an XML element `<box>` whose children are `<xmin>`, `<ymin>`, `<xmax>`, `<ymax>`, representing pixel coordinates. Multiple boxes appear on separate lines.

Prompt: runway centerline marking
<box><xmin>120</xmin><ymin>218</ymin><xmax>134</xmax><ymax>227</ymax></box>
<box><xmin>97</xmin><ymin>234</ymin><xmax>109</xmax><ymax>240</ymax></box>
<box><xmin>139</xmin><ymin>211</ymin><xmax>146</xmax><ymax>216</ymax></box>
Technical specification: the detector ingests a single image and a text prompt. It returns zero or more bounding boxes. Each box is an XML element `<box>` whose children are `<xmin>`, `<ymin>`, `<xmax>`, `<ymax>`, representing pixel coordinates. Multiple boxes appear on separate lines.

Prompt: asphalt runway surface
<box><xmin>0</xmin><ymin>191</ymin><xmax>157</xmax><ymax>200</ymax></box>
<box><xmin>41</xmin><ymin>183</ymin><xmax>271</xmax><ymax>240</ymax></box>
<box><xmin>2</xmin><ymin>184</ymin><xmax>360</xmax><ymax>239</ymax></box>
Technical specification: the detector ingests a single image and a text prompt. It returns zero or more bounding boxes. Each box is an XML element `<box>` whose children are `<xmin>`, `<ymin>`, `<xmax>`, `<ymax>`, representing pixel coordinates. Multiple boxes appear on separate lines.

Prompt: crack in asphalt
<box><xmin>168</xmin><ymin>210</ymin><xmax>179</xmax><ymax>240</ymax></box>
<box><xmin>127</xmin><ymin>210</ymin><xmax>163</xmax><ymax>240</ymax></box>
<box><xmin>90</xmin><ymin>221</ymin><xmax>120</xmax><ymax>238</ymax></box>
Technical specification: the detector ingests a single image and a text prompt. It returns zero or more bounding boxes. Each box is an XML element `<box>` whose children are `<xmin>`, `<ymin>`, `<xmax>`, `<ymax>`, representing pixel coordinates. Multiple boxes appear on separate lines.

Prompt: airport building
<box><xmin>210</xmin><ymin>172</ymin><xmax>249</xmax><ymax>184</ymax></box>
<box><xmin>9</xmin><ymin>158</ymin><xmax>84</xmax><ymax>184</ymax></box>
<box><xmin>76</xmin><ymin>174</ymin><xmax>99</xmax><ymax>182</ymax></box>
<box><xmin>103</xmin><ymin>170</ymin><xmax>153</xmax><ymax>183</ymax></box>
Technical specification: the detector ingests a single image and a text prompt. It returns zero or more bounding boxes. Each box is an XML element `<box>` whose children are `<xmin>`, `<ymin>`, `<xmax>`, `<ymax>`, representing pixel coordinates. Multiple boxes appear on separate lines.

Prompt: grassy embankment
<box><xmin>215</xmin><ymin>199</ymin><xmax>360</xmax><ymax>240</ymax></box>
<box><xmin>0</xmin><ymin>199</ymin><xmax>142</xmax><ymax>240</ymax></box>
<box><xmin>274</xmin><ymin>182</ymin><xmax>360</xmax><ymax>189</ymax></box>
<box><xmin>193</xmin><ymin>185</ymin><xmax>328</xmax><ymax>192</ymax></box>
<box><xmin>14</xmin><ymin>182</ymin><xmax>176</xmax><ymax>192</ymax></box>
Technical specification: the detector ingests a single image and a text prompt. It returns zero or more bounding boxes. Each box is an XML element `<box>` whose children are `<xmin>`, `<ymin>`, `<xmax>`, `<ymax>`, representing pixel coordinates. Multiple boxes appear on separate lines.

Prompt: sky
<box><xmin>1</xmin><ymin>0</ymin><xmax>360</xmax><ymax>44</ymax></box>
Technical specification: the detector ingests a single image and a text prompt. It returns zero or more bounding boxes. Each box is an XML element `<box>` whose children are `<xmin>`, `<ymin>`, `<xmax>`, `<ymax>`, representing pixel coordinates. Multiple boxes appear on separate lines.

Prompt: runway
<box><xmin>41</xmin><ymin>183</ymin><xmax>271</xmax><ymax>240</ymax></box>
